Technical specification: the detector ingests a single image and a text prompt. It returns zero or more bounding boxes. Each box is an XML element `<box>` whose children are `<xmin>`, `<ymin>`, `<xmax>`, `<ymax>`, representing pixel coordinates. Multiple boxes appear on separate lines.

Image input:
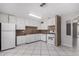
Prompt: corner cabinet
<box><xmin>0</xmin><ymin>13</ymin><xmax>8</xmax><ymax>23</ymax></box>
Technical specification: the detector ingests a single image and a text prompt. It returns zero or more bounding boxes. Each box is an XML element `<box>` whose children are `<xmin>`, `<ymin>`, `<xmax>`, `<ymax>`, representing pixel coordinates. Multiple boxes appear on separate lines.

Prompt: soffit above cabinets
<box><xmin>0</xmin><ymin>3</ymin><xmax>79</xmax><ymax>21</ymax></box>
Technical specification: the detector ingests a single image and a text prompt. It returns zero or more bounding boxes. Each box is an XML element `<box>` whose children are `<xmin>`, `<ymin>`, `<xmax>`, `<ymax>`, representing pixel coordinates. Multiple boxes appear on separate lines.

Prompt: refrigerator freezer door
<box><xmin>2</xmin><ymin>23</ymin><xmax>15</xmax><ymax>31</ymax></box>
<box><xmin>1</xmin><ymin>31</ymin><xmax>15</xmax><ymax>50</ymax></box>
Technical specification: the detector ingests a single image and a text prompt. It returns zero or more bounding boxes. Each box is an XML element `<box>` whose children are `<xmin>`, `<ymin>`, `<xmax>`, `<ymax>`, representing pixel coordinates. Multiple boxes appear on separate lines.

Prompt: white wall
<box><xmin>61</xmin><ymin>12</ymin><xmax>79</xmax><ymax>47</ymax></box>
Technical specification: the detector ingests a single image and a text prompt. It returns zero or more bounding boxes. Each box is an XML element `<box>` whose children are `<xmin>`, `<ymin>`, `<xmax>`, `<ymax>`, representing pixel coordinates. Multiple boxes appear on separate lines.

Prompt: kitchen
<box><xmin>1</xmin><ymin>3</ymin><xmax>79</xmax><ymax>56</ymax></box>
<box><xmin>0</xmin><ymin>10</ymin><xmax>58</xmax><ymax>51</ymax></box>
<box><xmin>0</xmin><ymin>10</ymin><xmax>61</xmax><ymax>55</ymax></box>
<box><xmin>16</xmin><ymin>16</ymin><xmax>56</xmax><ymax>46</ymax></box>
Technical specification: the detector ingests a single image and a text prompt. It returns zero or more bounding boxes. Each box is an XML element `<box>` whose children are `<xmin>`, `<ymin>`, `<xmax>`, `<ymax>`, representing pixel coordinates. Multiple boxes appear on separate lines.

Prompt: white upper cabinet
<box><xmin>16</xmin><ymin>17</ymin><xmax>25</xmax><ymax>30</ymax></box>
<box><xmin>38</xmin><ymin>21</ymin><xmax>48</xmax><ymax>30</ymax></box>
<box><xmin>9</xmin><ymin>15</ymin><xmax>17</xmax><ymax>24</ymax></box>
<box><xmin>31</xmin><ymin>20</ymin><xmax>40</xmax><ymax>27</ymax></box>
<box><xmin>47</xmin><ymin>18</ymin><xmax>55</xmax><ymax>26</ymax></box>
<box><xmin>0</xmin><ymin>13</ymin><xmax>8</xmax><ymax>23</ymax></box>
<box><xmin>38</xmin><ymin>17</ymin><xmax>55</xmax><ymax>30</ymax></box>
<box><xmin>41</xmin><ymin>22</ymin><xmax>48</xmax><ymax>30</ymax></box>
<box><xmin>25</xmin><ymin>19</ymin><xmax>40</xmax><ymax>27</ymax></box>
<box><xmin>26</xmin><ymin>20</ymin><xmax>34</xmax><ymax>26</ymax></box>
<box><xmin>24</xmin><ymin>19</ymin><xmax>29</xmax><ymax>26</ymax></box>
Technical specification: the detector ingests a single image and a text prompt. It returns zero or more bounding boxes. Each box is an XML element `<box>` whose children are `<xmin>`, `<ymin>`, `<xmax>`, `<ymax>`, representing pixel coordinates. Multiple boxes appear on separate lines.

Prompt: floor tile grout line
<box><xmin>61</xmin><ymin>47</ymin><xmax>71</xmax><ymax>56</ymax></box>
<box><xmin>59</xmin><ymin>47</ymin><xmax>68</xmax><ymax>56</ymax></box>
<box><xmin>40</xmin><ymin>41</ymin><xmax>42</xmax><ymax>56</ymax></box>
<box><xmin>31</xmin><ymin>43</ymin><xmax>37</xmax><ymax>56</ymax></box>
<box><xmin>54</xmin><ymin>46</ymin><xmax>68</xmax><ymax>56</ymax></box>
<box><xmin>47</xmin><ymin>44</ymin><xmax>57</xmax><ymax>56</ymax></box>
<box><xmin>52</xmin><ymin>46</ymin><xmax>60</xmax><ymax>56</ymax></box>
<box><xmin>46</xmin><ymin>43</ymin><xmax>50</xmax><ymax>56</ymax></box>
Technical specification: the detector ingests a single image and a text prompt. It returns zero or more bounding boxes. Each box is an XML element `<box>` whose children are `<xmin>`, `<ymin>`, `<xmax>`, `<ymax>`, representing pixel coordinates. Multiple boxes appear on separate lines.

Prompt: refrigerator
<box><xmin>0</xmin><ymin>23</ymin><xmax>16</xmax><ymax>51</ymax></box>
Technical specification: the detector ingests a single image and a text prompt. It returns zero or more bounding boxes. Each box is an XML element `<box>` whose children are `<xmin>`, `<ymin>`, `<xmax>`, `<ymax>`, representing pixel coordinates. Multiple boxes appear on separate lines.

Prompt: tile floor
<box><xmin>0</xmin><ymin>41</ymin><xmax>79</xmax><ymax>56</ymax></box>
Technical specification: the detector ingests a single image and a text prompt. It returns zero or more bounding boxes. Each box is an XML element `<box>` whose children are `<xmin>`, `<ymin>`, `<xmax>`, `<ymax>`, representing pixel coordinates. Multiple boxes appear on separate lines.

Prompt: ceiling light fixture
<box><xmin>40</xmin><ymin>3</ymin><xmax>46</xmax><ymax>7</ymax></box>
<box><xmin>29</xmin><ymin>13</ymin><xmax>41</xmax><ymax>19</ymax></box>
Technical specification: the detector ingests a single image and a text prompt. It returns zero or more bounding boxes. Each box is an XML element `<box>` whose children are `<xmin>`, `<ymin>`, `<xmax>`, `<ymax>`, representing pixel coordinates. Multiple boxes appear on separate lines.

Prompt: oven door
<box><xmin>47</xmin><ymin>34</ymin><xmax>55</xmax><ymax>45</ymax></box>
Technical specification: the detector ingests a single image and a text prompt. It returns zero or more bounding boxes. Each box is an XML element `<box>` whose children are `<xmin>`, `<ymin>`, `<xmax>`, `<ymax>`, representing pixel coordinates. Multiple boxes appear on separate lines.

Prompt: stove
<box><xmin>47</xmin><ymin>33</ymin><xmax>55</xmax><ymax>45</ymax></box>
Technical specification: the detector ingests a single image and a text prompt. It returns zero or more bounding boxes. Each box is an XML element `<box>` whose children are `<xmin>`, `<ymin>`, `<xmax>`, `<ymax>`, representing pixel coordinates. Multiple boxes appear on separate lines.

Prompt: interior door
<box><xmin>73</xmin><ymin>23</ymin><xmax>77</xmax><ymax>48</ymax></box>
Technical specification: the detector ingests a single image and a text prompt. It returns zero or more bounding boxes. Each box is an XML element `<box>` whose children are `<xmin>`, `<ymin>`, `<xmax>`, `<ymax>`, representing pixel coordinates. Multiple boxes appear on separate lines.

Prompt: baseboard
<box><xmin>17</xmin><ymin>40</ymin><xmax>42</xmax><ymax>46</ymax></box>
<box><xmin>0</xmin><ymin>47</ymin><xmax>16</xmax><ymax>52</ymax></box>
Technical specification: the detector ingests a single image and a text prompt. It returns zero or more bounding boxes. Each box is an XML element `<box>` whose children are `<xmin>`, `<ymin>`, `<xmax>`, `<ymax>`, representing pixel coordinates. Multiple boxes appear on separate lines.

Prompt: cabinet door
<box><xmin>0</xmin><ymin>13</ymin><xmax>8</xmax><ymax>23</ymax></box>
<box><xmin>17</xmin><ymin>36</ymin><xmax>22</xmax><ymax>45</ymax></box>
<box><xmin>25</xmin><ymin>35</ymin><xmax>39</xmax><ymax>43</ymax></box>
<box><xmin>38</xmin><ymin>23</ymin><xmax>48</xmax><ymax>30</ymax></box>
<box><xmin>17</xmin><ymin>36</ymin><xmax>25</xmax><ymax>45</ymax></box>
<box><xmin>31</xmin><ymin>35</ymin><xmax>35</xmax><ymax>42</ymax></box>
<box><xmin>25</xmin><ymin>20</ymin><xmax>29</xmax><ymax>26</ymax></box>
<box><xmin>21</xmin><ymin>36</ymin><xmax>26</xmax><ymax>44</ymax></box>
<box><xmin>29</xmin><ymin>35</ymin><xmax>33</xmax><ymax>42</ymax></box>
<box><xmin>25</xmin><ymin>35</ymin><xmax>30</xmax><ymax>43</ymax></box>
<box><xmin>9</xmin><ymin>15</ymin><xmax>17</xmax><ymax>24</ymax></box>
<box><xmin>34</xmin><ymin>35</ymin><xmax>38</xmax><ymax>42</ymax></box>
<box><xmin>35</xmin><ymin>34</ymin><xmax>41</xmax><ymax>41</ymax></box>
<box><xmin>29</xmin><ymin>35</ymin><xmax>36</xmax><ymax>42</ymax></box>
<box><xmin>16</xmin><ymin>18</ymin><xmax>25</xmax><ymax>30</ymax></box>
<box><xmin>42</xmin><ymin>22</ymin><xmax>48</xmax><ymax>29</ymax></box>
<box><xmin>47</xmin><ymin>18</ymin><xmax>55</xmax><ymax>26</ymax></box>
<box><xmin>41</xmin><ymin>34</ymin><xmax>46</xmax><ymax>41</ymax></box>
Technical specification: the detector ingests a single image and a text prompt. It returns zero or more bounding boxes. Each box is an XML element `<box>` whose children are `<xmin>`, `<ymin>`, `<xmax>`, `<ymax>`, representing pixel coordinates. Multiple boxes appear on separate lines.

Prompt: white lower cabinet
<box><xmin>34</xmin><ymin>34</ymin><xmax>41</xmax><ymax>41</ymax></box>
<box><xmin>17</xmin><ymin>36</ymin><xmax>26</xmax><ymax>45</ymax></box>
<box><xmin>40</xmin><ymin>34</ymin><xmax>47</xmax><ymax>41</ymax></box>
<box><xmin>28</xmin><ymin>35</ymin><xmax>34</xmax><ymax>43</ymax></box>
<box><xmin>35</xmin><ymin>34</ymin><xmax>41</xmax><ymax>41</ymax></box>
<box><xmin>31</xmin><ymin>35</ymin><xmax>36</xmax><ymax>42</ymax></box>
<box><xmin>17</xmin><ymin>34</ymin><xmax>46</xmax><ymax>45</ymax></box>
<box><xmin>25</xmin><ymin>35</ymin><xmax>30</xmax><ymax>43</ymax></box>
<box><xmin>17</xmin><ymin>34</ymin><xmax>41</xmax><ymax>45</ymax></box>
<box><xmin>25</xmin><ymin>34</ymin><xmax>40</xmax><ymax>43</ymax></box>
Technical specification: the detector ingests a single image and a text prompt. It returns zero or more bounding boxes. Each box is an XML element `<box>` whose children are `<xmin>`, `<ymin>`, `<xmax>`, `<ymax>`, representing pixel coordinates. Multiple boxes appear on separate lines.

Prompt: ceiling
<box><xmin>0</xmin><ymin>3</ymin><xmax>79</xmax><ymax>20</ymax></box>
